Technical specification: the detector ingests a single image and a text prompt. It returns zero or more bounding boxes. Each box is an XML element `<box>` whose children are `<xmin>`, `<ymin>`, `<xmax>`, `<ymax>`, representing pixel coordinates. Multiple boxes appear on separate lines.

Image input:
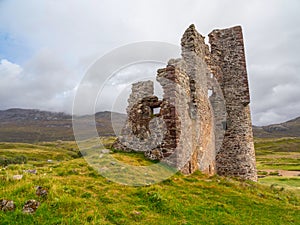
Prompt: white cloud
<box><xmin>0</xmin><ymin>59</ymin><xmax>23</xmax><ymax>77</ymax></box>
<box><xmin>0</xmin><ymin>52</ymin><xmax>78</xmax><ymax>112</ymax></box>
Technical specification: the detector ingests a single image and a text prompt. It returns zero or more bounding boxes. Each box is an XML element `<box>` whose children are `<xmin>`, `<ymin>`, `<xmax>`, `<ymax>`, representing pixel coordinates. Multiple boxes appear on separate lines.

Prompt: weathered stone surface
<box><xmin>12</xmin><ymin>174</ymin><xmax>23</xmax><ymax>180</ymax></box>
<box><xmin>36</xmin><ymin>186</ymin><xmax>48</xmax><ymax>198</ymax></box>
<box><xmin>22</xmin><ymin>199</ymin><xmax>40</xmax><ymax>214</ymax></box>
<box><xmin>209</xmin><ymin>26</ymin><xmax>257</xmax><ymax>181</ymax></box>
<box><xmin>180</xmin><ymin>25</ymin><xmax>216</xmax><ymax>175</ymax></box>
<box><xmin>0</xmin><ymin>199</ymin><xmax>16</xmax><ymax>212</ymax></box>
<box><xmin>113</xmin><ymin>24</ymin><xmax>257</xmax><ymax>181</ymax></box>
<box><xmin>24</xmin><ymin>169</ymin><xmax>37</xmax><ymax>175</ymax></box>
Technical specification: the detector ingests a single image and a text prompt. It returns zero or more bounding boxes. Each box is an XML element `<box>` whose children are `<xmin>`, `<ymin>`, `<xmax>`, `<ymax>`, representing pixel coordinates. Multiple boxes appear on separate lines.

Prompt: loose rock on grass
<box><xmin>24</xmin><ymin>169</ymin><xmax>37</xmax><ymax>175</ymax></box>
<box><xmin>22</xmin><ymin>199</ymin><xmax>40</xmax><ymax>214</ymax></box>
<box><xmin>0</xmin><ymin>199</ymin><xmax>16</xmax><ymax>212</ymax></box>
<box><xmin>12</xmin><ymin>175</ymin><xmax>23</xmax><ymax>180</ymax></box>
<box><xmin>36</xmin><ymin>186</ymin><xmax>48</xmax><ymax>198</ymax></box>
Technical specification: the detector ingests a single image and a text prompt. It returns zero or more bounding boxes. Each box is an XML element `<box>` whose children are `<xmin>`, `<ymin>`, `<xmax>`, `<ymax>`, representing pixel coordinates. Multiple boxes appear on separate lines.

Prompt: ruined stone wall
<box><xmin>153</xmin><ymin>60</ymin><xmax>194</xmax><ymax>170</ymax></box>
<box><xmin>180</xmin><ymin>25</ymin><xmax>216</xmax><ymax>175</ymax></box>
<box><xmin>112</xmin><ymin>81</ymin><xmax>164</xmax><ymax>153</ymax></box>
<box><xmin>209</xmin><ymin>26</ymin><xmax>257</xmax><ymax>181</ymax></box>
<box><xmin>113</xmin><ymin>24</ymin><xmax>257</xmax><ymax>181</ymax></box>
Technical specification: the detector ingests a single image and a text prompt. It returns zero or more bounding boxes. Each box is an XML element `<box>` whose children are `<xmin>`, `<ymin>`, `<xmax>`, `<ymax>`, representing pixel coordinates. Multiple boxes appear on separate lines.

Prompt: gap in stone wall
<box><xmin>204</xmin><ymin>35</ymin><xmax>211</xmax><ymax>52</ymax></box>
<box><xmin>153</xmin><ymin>107</ymin><xmax>161</xmax><ymax>115</ymax></box>
<box><xmin>153</xmin><ymin>79</ymin><xmax>164</xmax><ymax>100</ymax></box>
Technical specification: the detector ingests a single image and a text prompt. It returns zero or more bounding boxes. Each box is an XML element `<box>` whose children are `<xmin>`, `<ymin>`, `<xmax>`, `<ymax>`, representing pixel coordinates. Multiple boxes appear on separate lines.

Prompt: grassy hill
<box><xmin>0</xmin><ymin>109</ymin><xmax>299</xmax><ymax>223</ymax></box>
<box><xmin>0</xmin><ymin>141</ymin><xmax>80</xmax><ymax>167</ymax></box>
<box><xmin>0</xmin><ymin>109</ymin><xmax>126</xmax><ymax>143</ymax></box>
<box><xmin>0</xmin><ymin>139</ymin><xmax>300</xmax><ymax>224</ymax></box>
<box><xmin>1</xmin><ymin>108</ymin><xmax>300</xmax><ymax>143</ymax></box>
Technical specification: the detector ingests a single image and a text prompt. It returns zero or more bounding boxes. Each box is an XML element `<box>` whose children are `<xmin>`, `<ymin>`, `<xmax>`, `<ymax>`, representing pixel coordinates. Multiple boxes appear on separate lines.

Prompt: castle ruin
<box><xmin>113</xmin><ymin>24</ymin><xmax>257</xmax><ymax>181</ymax></box>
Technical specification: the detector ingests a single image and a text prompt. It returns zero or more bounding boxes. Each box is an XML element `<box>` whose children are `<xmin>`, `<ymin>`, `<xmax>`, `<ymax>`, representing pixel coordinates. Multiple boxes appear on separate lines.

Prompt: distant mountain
<box><xmin>0</xmin><ymin>108</ymin><xmax>126</xmax><ymax>143</ymax></box>
<box><xmin>253</xmin><ymin>117</ymin><xmax>300</xmax><ymax>138</ymax></box>
<box><xmin>0</xmin><ymin>108</ymin><xmax>299</xmax><ymax>142</ymax></box>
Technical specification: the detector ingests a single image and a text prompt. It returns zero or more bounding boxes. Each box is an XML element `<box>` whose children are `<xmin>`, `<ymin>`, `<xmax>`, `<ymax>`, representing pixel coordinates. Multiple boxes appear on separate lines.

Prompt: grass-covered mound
<box><xmin>0</xmin><ymin>140</ymin><xmax>299</xmax><ymax>224</ymax></box>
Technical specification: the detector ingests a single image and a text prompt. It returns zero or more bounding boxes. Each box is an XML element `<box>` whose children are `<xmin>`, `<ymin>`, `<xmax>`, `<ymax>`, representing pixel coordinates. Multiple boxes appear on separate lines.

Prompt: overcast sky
<box><xmin>0</xmin><ymin>0</ymin><xmax>299</xmax><ymax>126</ymax></box>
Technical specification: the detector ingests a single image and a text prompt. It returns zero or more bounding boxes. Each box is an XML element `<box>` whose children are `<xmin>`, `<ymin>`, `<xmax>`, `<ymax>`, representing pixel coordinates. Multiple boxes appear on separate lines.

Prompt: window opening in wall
<box><xmin>153</xmin><ymin>107</ymin><xmax>161</xmax><ymax>115</ymax></box>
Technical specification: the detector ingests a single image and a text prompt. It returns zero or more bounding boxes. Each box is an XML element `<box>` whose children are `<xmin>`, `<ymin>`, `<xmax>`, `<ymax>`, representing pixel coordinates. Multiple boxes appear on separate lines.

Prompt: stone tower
<box><xmin>113</xmin><ymin>24</ymin><xmax>257</xmax><ymax>181</ymax></box>
<box><xmin>209</xmin><ymin>26</ymin><xmax>257</xmax><ymax>181</ymax></box>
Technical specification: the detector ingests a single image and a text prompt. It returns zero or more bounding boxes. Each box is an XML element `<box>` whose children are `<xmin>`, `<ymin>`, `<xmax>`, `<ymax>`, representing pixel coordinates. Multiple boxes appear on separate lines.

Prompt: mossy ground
<box><xmin>0</xmin><ymin>138</ymin><xmax>299</xmax><ymax>224</ymax></box>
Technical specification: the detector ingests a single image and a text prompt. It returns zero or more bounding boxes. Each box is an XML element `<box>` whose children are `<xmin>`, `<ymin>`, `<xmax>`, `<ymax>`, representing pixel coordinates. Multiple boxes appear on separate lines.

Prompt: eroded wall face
<box><xmin>113</xmin><ymin>25</ymin><xmax>257</xmax><ymax>181</ymax></box>
<box><xmin>209</xmin><ymin>26</ymin><xmax>257</xmax><ymax>181</ymax></box>
<box><xmin>154</xmin><ymin>61</ymin><xmax>193</xmax><ymax>170</ymax></box>
<box><xmin>112</xmin><ymin>81</ymin><xmax>164</xmax><ymax>153</ymax></box>
<box><xmin>180</xmin><ymin>25</ymin><xmax>216</xmax><ymax>175</ymax></box>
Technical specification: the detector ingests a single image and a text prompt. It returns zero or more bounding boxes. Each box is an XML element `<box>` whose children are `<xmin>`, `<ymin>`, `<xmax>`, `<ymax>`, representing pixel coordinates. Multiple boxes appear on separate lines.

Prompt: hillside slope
<box><xmin>0</xmin><ymin>109</ymin><xmax>126</xmax><ymax>143</ymax></box>
<box><xmin>0</xmin><ymin>142</ymin><xmax>299</xmax><ymax>224</ymax></box>
<box><xmin>253</xmin><ymin>117</ymin><xmax>300</xmax><ymax>138</ymax></box>
<box><xmin>1</xmin><ymin>108</ymin><xmax>300</xmax><ymax>142</ymax></box>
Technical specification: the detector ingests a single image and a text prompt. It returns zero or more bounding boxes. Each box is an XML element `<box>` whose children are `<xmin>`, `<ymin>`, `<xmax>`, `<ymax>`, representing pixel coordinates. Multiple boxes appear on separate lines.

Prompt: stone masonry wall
<box><xmin>113</xmin><ymin>24</ymin><xmax>257</xmax><ymax>181</ymax></box>
<box><xmin>209</xmin><ymin>26</ymin><xmax>257</xmax><ymax>181</ymax></box>
<box><xmin>180</xmin><ymin>25</ymin><xmax>216</xmax><ymax>175</ymax></box>
<box><xmin>153</xmin><ymin>59</ymin><xmax>194</xmax><ymax>170</ymax></box>
<box><xmin>112</xmin><ymin>81</ymin><xmax>164</xmax><ymax>153</ymax></box>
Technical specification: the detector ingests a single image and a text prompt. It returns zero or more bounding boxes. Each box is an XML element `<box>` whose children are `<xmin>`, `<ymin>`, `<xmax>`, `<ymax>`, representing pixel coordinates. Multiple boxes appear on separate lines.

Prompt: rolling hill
<box><xmin>0</xmin><ymin>108</ymin><xmax>299</xmax><ymax>142</ymax></box>
<box><xmin>0</xmin><ymin>108</ymin><xmax>126</xmax><ymax>143</ymax></box>
<box><xmin>253</xmin><ymin>117</ymin><xmax>300</xmax><ymax>138</ymax></box>
<box><xmin>0</xmin><ymin>112</ymin><xmax>299</xmax><ymax>224</ymax></box>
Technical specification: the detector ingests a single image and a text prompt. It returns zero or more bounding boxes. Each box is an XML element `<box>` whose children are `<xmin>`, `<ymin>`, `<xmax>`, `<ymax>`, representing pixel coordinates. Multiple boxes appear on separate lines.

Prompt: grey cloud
<box><xmin>0</xmin><ymin>50</ymin><xmax>77</xmax><ymax>112</ymax></box>
<box><xmin>0</xmin><ymin>0</ymin><xmax>299</xmax><ymax>125</ymax></box>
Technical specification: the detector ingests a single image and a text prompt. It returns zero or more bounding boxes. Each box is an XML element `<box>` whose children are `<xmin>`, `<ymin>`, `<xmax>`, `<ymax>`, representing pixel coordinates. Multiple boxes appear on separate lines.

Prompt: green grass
<box><xmin>0</xmin><ymin>138</ymin><xmax>299</xmax><ymax>224</ymax></box>
<box><xmin>255</xmin><ymin>137</ymin><xmax>300</xmax><ymax>171</ymax></box>
<box><xmin>255</xmin><ymin>137</ymin><xmax>300</xmax><ymax>154</ymax></box>
<box><xmin>259</xmin><ymin>177</ymin><xmax>300</xmax><ymax>190</ymax></box>
<box><xmin>255</xmin><ymin>137</ymin><xmax>300</xmax><ymax>191</ymax></box>
<box><xmin>1</xmin><ymin>158</ymin><xmax>299</xmax><ymax>225</ymax></box>
<box><xmin>0</xmin><ymin>141</ymin><xmax>80</xmax><ymax>167</ymax></box>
